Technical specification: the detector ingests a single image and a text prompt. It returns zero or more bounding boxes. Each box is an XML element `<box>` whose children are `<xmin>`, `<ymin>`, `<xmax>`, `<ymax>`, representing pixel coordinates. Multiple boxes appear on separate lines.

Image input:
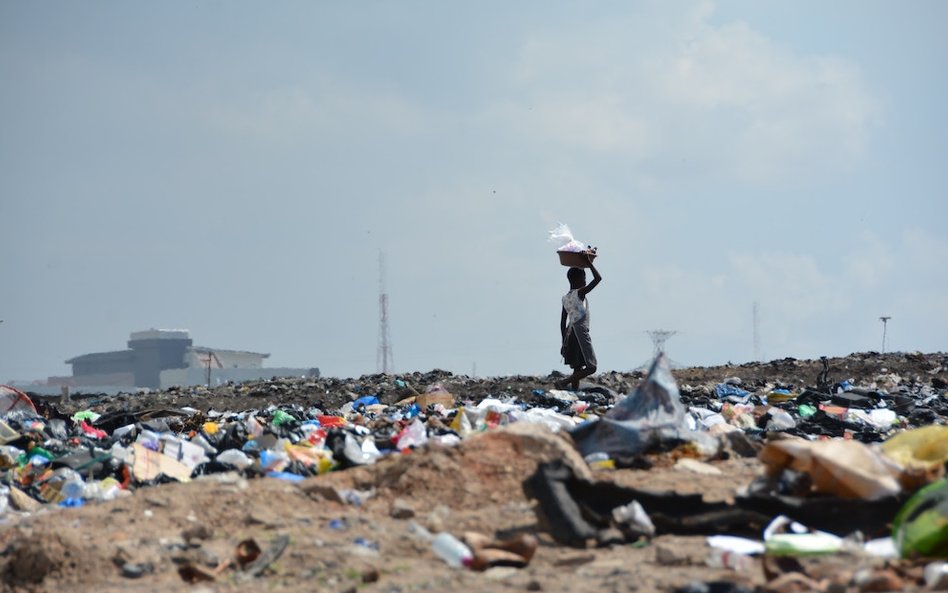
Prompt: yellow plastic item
<box><xmin>589</xmin><ymin>459</ymin><xmax>615</xmax><ymax>470</ymax></box>
<box><xmin>202</xmin><ymin>421</ymin><xmax>219</xmax><ymax>435</ymax></box>
<box><xmin>450</xmin><ymin>409</ymin><xmax>472</xmax><ymax>436</ymax></box>
<box><xmin>768</xmin><ymin>391</ymin><xmax>799</xmax><ymax>404</ymax></box>
<box><xmin>882</xmin><ymin>425</ymin><xmax>948</xmax><ymax>470</ymax></box>
<box><xmin>286</xmin><ymin>444</ymin><xmax>332</xmax><ymax>468</ymax></box>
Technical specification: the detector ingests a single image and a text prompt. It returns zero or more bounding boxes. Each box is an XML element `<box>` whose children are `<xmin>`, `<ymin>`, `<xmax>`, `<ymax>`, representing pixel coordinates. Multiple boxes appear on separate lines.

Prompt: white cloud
<box><xmin>489</xmin><ymin>1</ymin><xmax>880</xmax><ymax>185</ymax></box>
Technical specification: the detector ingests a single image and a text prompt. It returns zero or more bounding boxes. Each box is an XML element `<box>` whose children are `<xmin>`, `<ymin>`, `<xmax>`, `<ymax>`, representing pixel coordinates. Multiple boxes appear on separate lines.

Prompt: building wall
<box><xmin>127</xmin><ymin>337</ymin><xmax>191</xmax><ymax>389</ymax></box>
<box><xmin>59</xmin><ymin>330</ymin><xmax>312</xmax><ymax>392</ymax></box>
<box><xmin>70</xmin><ymin>351</ymin><xmax>135</xmax><ymax>377</ymax></box>
<box><xmin>188</xmin><ymin>349</ymin><xmax>267</xmax><ymax>369</ymax></box>
<box><xmin>72</xmin><ymin>372</ymin><xmax>136</xmax><ymax>388</ymax></box>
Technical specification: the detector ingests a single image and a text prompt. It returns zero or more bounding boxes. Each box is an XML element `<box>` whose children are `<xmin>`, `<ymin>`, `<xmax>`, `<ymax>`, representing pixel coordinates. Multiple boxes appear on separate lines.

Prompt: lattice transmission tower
<box><xmin>637</xmin><ymin>329</ymin><xmax>680</xmax><ymax>370</ymax></box>
<box><xmin>377</xmin><ymin>250</ymin><xmax>394</xmax><ymax>374</ymax></box>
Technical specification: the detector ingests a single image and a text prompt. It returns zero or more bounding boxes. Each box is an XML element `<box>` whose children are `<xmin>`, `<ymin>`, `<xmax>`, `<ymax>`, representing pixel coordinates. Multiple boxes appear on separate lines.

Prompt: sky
<box><xmin>1</xmin><ymin>1</ymin><xmax>946</xmax><ymax>383</ymax></box>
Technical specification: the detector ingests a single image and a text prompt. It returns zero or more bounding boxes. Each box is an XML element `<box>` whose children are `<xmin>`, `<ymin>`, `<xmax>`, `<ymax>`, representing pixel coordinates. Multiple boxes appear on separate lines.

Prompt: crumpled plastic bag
<box><xmin>881</xmin><ymin>425</ymin><xmax>948</xmax><ymax>471</ymax></box>
<box><xmin>571</xmin><ymin>354</ymin><xmax>717</xmax><ymax>457</ymax></box>
<box><xmin>548</xmin><ymin>223</ymin><xmax>588</xmax><ymax>253</ymax></box>
<box><xmin>758</xmin><ymin>439</ymin><xmax>904</xmax><ymax>500</ymax></box>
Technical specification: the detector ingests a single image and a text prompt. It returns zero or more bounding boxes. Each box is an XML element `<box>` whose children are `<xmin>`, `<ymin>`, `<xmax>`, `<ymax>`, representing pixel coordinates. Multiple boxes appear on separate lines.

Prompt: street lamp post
<box><xmin>879</xmin><ymin>316</ymin><xmax>891</xmax><ymax>354</ymax></box>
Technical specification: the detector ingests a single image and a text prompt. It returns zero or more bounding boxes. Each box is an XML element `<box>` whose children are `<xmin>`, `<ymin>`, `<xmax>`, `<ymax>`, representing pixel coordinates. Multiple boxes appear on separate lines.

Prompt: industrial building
<box><xmin>50</xmin><ymin>329</ymin><xmax>318</xmax><ymax>391</ymax></box>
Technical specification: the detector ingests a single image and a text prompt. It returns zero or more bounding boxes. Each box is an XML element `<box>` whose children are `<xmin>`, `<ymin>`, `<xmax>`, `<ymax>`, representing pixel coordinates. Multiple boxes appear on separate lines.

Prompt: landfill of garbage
<box><xmin>1</xmin><ymin>350</ymin><xmax>946</xmax><ymax>593</ymax></box>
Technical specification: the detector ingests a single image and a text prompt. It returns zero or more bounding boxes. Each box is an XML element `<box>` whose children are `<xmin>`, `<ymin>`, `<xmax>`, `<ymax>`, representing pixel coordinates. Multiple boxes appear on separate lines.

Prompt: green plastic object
<box><xmin>797</xmin><ymin>404</ymin><xmax>817</xmax><ymax>418</ymax></box>
<box><xmin>765</xmin><ymin>533</ymin><xmax>842</xmax><ymax>556</ymax></box>
<box><xmin>71</xmin><ymin>410</ymin><xmax>98</xmax><ymax>422</ymax></box>
<box><xmin>16</xmin><ymin>446</ymin><xmax>55</xmax><ymax>466</ymax></box>
<box><xmin>893</xmin><ymin>478</ymin><xmax>948</xmax><ymax>558</ymax></box>
<box><xmin>271</xmin><ymin>410</ymin><xmax>294</xmax><ymax>427</ymax></box>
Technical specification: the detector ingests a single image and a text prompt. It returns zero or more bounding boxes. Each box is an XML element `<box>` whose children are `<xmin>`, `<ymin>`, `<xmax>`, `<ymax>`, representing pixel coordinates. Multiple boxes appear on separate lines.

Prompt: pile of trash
<box><xmin>0</xmin><ymin>380</ymin><xmax>598</xmax><ymax>514</ymax></box>
<box><xmin>1</xmin><ymin>350</ymin><xmax>946</xmax><ymax>591</ymax></box>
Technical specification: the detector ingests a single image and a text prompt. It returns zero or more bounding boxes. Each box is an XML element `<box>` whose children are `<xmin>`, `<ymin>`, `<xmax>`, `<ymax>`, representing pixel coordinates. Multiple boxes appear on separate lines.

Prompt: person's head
<box><xmin>567</xmin><ymin>267</ymin><xmax>586</xmax><ymax>288</ymax></box>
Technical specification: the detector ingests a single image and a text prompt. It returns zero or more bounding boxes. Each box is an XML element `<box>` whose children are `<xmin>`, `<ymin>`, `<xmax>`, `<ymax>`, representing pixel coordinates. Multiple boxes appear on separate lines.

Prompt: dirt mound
<box><xmin>305</xmin><ymin>423</ymin><xmax>590</xmax><ymax>518</ymax></box>
<box><xmin>0</xmin><ymin>525</ymin><xmax>106</xmax><ymax>591</ymax></box>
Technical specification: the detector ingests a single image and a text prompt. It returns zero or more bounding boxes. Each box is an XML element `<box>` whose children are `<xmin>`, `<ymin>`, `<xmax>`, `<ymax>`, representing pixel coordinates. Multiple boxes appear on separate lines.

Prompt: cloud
<box><xmin>487</xmin><ymin>1</ymin><xmax>880</xmax><ymax>186</ymax></box>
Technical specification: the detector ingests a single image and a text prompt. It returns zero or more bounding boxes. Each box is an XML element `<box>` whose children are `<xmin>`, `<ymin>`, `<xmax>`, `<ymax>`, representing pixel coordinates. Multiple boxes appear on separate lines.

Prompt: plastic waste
<box><xmin>316</xmin><ymin>415</ymin><xmax>347</xmax><ymax>428</ymax></box>
<box><xmin>352</xmin><ymin>537</ymin><xmax>379</xmax><ymax>551</ymax></box>
<box><xmin>881</xmin><ymin>425</ymin><xmax>948</xmax><ymax>471</ymax></box>
<box><xmin>352</xmin><ymin>395</ymin><xmax>380</xmax><ymax>409</ymax></box>
<box><xmin>242</xmin><ymin>414</ymin><xmax>263</xmax><ymax>439</ymax></box>
<box><xmin>84</xmin><ymin>477</ymin><xmax>123</xmax><ymax>502</ymax></box>
<box><xmin>766</xmin><ymin>408</ymin><xmax>796</xmax><ymax>431</ymax></box>
<box><xmin>259</xmin><ymin>449</ymin><xmax>289</xmax><ymax>472</ymax></box>
<box><xmin>767</xmin><ymin>388</ymin><xmax>797</xmax><ymax>404</ymax></box>
<box><xmin>161</xmin><ymin>436</ymin><xmax>209</xmax><ymax>470</ymax></box>
<box><xmin>137</xmin><ymin>429</ymin><xmax>161</xmax><ymax>451</ymax></box>
<box><xmin>266</xmin><ymin>471</ymin><xmax>305</xmax><ymax>482</ymax></box>
<box><xmin>512</xmin><ymin>407</ymin><xmax>575</xmax><ymax>432</ymax></box>
<box><xmin>271</xmin><ymin>410</ymin><xmax>295</xmax><ymax>427</ymax></box>
<box><xmin>612</xmin><ymin>500</ymin><xmax>655</xmax><ymax>537</ymax></box>
<box><xmin>706</xmin><ymin>535</ymin><xmax>765</xmax><ymax>556</ymax></box>
<box><xmin>71</xmin><ymin>410</ymin><xmax>99</xmax><ymax>423</ymax></box>
<box><xmin>61</xmin><ymin>477</ymin><xmax>85</xmax><ymax>501</ymax></box>
<box><xmin>343</xmin><ymin>433</ymin><xmax>380</xmax><ymax>465</ymax></box>
<box><xmin>548</xmin><ymin>222</ymin><xmax>589</xmax><ymax>253</ymax></box>
<box><xmin>706</xmin><ymin>547</ymin><xmax>756</xmax><ymax>571</ymax></box>
<box><xmin>759</xmin><ymin>439</ymin><xmax>903</xmax><ymax>500</ymax></box>
<box><xmin>846</xmin><ymin>408</ymin><xmax>897</xmax><ymax>430</ymax></box>
<box><xmin>893</xmin><ymin>478</ymin><xmax>948</xmax><ymax>558</ymax></box>
<box><xmin>395</xmin><ymin>418</ymin><xmax>428</xmax><ymax>450</ymax></box>
<box><xmin>714</xmin><ymin>384</ymin><xmax>751</xmax><ymax>403</ymax></box>
<box><xmin>0</xmin><ymin>385</ymin><xmax>37</xmax><ymax>415</ymax></box>
<box><xmin>216</xmin><ymin>449</ymin><xmax>253</xmax><ymax>470</ymax></box>
<box><xmin>925</xmin><ymin>562</ymin><xmax>948</xmax><ymax>590</ymax></box>
<box><xmin>405</xmin><ymin>402</ymin><xmax>421</xmax><ymax>419</ymax></box>
<box><xmin>721</xmin><ymin>403</ymin><xmax>756</xmax><ymax>429</ymax></box>
<box><xmin>763</xmin><ymin>515</ymin><xmax>843</xmax><ymax>556</ymax></box>
<box><xmin>797</xmin><ymin>404</ymin><xmax>817</xmax><ymax>418</ymax></box>
<box><xmin>571</xmin><ymin>354</ymin><xmax>717</xmax><ymax>458</ymax></box>
<box><xmin>432</xmin><ymin>532</ymin><xmax>473</xmax><ymax>568</ymax></box>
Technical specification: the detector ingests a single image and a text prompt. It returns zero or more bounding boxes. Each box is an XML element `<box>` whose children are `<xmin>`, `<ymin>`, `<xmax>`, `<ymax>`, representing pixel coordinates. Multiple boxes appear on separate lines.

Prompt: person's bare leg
<box><xmin>561</xmin><ymin>365</ymin><xmax>596</xmax><ymax>390</ymax></box>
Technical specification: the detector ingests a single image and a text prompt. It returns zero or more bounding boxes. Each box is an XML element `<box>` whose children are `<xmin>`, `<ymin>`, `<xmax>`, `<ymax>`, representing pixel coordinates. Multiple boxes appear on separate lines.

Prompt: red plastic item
<box><xmin>79</xmin><ymin>420</ymin><xmax>108</xmax><ymax>439</ymax></box>
<box><xmin>307</xmin><ymin>428</ymin><xmax>328</xmax><ymax>447</ymax></box>
<box><xmin>316</xmin><ymin>415</ymin><xmax>347</xmax><ymax>428</ymax></box>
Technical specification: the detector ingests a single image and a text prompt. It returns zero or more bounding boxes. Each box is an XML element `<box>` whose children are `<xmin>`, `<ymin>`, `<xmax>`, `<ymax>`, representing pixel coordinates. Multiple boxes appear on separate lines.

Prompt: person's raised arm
<box><xmin>579</xmin><ymin>255</ymin><xmax>601</xmax><ymax>298</ymax></box>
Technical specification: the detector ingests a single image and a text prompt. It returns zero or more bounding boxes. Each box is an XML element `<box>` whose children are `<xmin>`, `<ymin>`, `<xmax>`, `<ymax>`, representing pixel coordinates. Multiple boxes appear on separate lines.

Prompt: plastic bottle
<box><xmin>61</xmin><ymin>478</ymin><xmax>85</xmax><ymax>501</ymax></box>
<box><xmin>432</xmin><ymin>532</ymin><xmax>473</xmax><ymax>568</ymax></box>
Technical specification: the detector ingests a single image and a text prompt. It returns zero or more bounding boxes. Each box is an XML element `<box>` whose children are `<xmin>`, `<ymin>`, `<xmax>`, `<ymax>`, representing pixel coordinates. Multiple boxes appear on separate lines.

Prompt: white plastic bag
<box><xmin>548</xmin><ymin>223</ymin><xmax>588</xmax><ymax>253</ymax></box>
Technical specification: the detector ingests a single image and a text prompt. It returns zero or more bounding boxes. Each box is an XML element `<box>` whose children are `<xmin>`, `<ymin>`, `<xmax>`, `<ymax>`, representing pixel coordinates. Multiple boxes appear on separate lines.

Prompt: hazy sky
<box><xmin>2</xmin><ymin>1</ymin><xmax>946</xmax><ymax>383</ymax></box>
